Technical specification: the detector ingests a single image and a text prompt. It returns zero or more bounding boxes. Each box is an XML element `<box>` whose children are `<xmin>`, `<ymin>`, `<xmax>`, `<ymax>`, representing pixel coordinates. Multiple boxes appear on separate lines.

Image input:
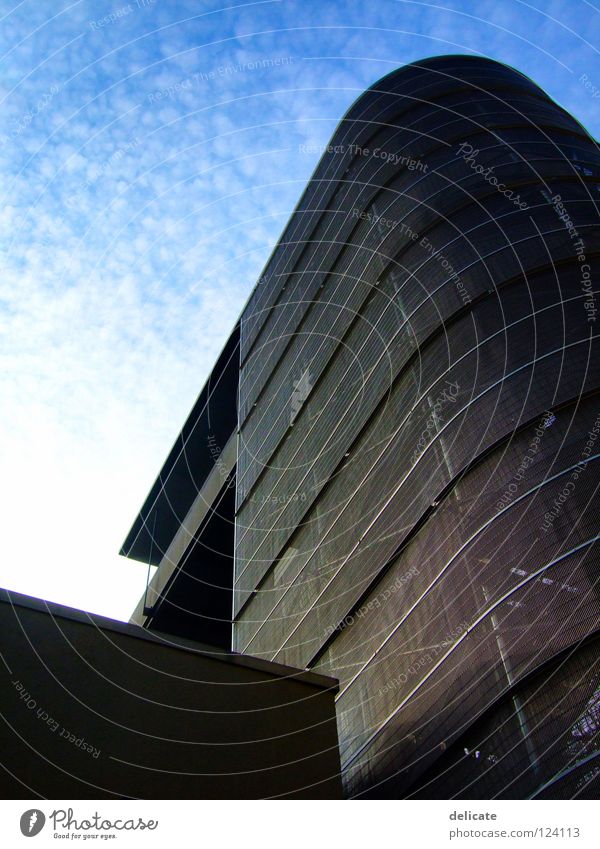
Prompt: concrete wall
<box><xmin>0</xmin><ymin>590</ymin><xmax>342</xmax><ymax>799</ymax></box>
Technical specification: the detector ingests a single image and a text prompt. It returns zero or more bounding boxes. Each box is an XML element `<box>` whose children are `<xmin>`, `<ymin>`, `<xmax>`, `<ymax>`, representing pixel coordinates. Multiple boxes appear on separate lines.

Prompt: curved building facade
<box><xmin>231</xmin><ymin>55</ymin><xmax>600</xmax><ymax>798</ymax></box>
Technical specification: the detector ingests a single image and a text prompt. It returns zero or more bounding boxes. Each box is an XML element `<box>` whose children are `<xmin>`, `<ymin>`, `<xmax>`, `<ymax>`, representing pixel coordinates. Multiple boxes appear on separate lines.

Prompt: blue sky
<box><xmin>1</xmin><ymin>0</ymin><xmax>598</xmax><ymax>621</ymax></box>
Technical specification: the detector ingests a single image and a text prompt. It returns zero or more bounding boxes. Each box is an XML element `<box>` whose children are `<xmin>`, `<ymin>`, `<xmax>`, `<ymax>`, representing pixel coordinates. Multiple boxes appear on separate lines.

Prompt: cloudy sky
<box><xmin>1</xmin><ymin>0</ymin><xmax>598</xmax><ymax>622</ymax></box>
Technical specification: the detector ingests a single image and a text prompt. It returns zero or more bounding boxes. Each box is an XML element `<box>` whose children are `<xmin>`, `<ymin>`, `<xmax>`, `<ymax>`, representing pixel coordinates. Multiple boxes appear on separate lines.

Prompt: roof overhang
<box><xmin>120</xmin><ymin>323</ymin><xmax>240</xmax><ymax>566</ymax></box>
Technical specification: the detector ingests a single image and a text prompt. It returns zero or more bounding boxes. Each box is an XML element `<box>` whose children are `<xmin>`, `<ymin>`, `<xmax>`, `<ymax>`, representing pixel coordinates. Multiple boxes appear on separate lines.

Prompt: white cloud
<box><xmin>0</xmin><ymin>0</ymin><xmax>597</xmax><ymax>624</ymax></box>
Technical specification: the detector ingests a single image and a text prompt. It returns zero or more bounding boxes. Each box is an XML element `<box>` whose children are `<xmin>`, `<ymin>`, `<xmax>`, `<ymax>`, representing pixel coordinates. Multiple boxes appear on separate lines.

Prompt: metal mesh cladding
<box><xmin>407</xmin><ymin>636</ymin><xmax>600</xmax><ymax>800</ymax></box>
<box><xmin>233</xmin><ymin>55</ymin><xmax>600</xmax><ymax>798</ymax></box>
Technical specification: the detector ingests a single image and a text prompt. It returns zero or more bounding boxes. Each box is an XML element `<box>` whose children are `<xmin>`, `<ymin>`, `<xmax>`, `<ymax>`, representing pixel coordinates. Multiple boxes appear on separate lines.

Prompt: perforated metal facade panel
<box><xmin>233</xmin><ymin>55</ymin><xmax>600</xmax><ymax>798</ymax></box>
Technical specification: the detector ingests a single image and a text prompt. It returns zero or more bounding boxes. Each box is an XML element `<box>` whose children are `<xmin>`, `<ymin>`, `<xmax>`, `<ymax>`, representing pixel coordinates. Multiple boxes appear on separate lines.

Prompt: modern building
<box><xmin>121</xmin><ymin>55</ymin><xmax>600</xmax><ymax>799</ymax></box>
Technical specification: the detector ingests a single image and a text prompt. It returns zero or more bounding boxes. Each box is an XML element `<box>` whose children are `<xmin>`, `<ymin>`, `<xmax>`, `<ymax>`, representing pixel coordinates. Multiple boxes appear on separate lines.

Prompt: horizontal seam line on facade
<box><xmin>237</xmin><ymin>170</ymin><xmax>599</xmax><ymax>449</ymax></box>
<box><xmin>305</xmin><ymin>392</ymin><xmax>600</xmax><ymax>668</ymax></box>
<box><xmin>342</xmin><ymin>624</ymin><xmax>600</xmax><ymax>788</ymax></box>
<box><xmin>331</xmin><ymin>452</ymin><xmax>600</xmax><ymax>701</ymax></box>
<box><xmin>239</xmin><ymin>79</ymin><xmax>591</xmax><ymax>362</ymax></box>
<box><xmin>238</xmin><ymin>81</ymin><xmax>494</xmax><ymax>356</ymax></box>
<box><xmin>237</xmin><ymin>186</ymin><xmax>594</xmax><ymax>512</ymax></box>
<box><xmin>235</xmin><ymin>333</ymin><xmax>598</xmax><ymax>643</ymax></box>
<box><xmin>236</xmin><ymin>166</ymin><xmax>600</xmax><ymax>480</ymax></box>
<box><xmin>406</xmin><ymin>631</ymin><xmax>600</xmax><ymax>801</ymax></box>
<box><xmin>234</xmin><ymin>235</ymin><xmax>600</xmax><ymax>578</ymax></box>
<box><xmin>339</xmin><ymin>535</ymin><xmax>600</xmax><ymax>773</ymax></box>
<box><xmin>232</xmin><ymin>284</ymin><xmax>598</xmax><ymax>628</ymax></box>
<box><xmin>233</xmin><ymin>279</ymin><xmax>600</xmax><ymax>623</ymax></box>
<box><xmin>240</xmin><ymin>121</ymin><xmax>598</xmax><ymax>370</ymax></box>
<box><xmin>239</xmin><ymin>125</ymin><xmax>598</xmax><ymax>390</ymax></box>
<box><xmin>354</xmin><ymin>630</ymin><xmax>600</xmax><ymax>799</ymax></box>
<box><xmin>237</xmin><ymin>166</ymin><xmax>600</xmax><ymax>439</ymax></box>
<box><xmin>255</xmin><ymin>392</ymin><xmax>600</xmax><ymax>663</ymax></box>
<box><xmin>235</xmin><ymin>190</ymin><xmax>600</xmax><ymax>502</ymax></box>
<box><xmin>259</xmin><ymin>333</ymin><xmax>599</xmax><ymax>659</ymax></box>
